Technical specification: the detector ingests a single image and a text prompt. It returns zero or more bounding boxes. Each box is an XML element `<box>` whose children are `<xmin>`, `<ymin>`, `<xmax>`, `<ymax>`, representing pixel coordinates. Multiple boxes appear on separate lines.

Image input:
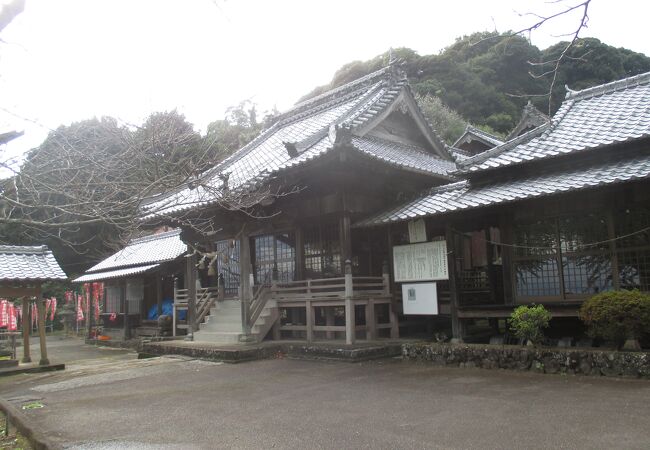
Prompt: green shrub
<box><xmin>579</xmin><ymin>290</ymin><xmax>650</xmax><ymax>346</ymax></box>
<box><xmin>509</xmin><ymin>304</ymin><xmax>551</xmax><ymax>346</ymax></box>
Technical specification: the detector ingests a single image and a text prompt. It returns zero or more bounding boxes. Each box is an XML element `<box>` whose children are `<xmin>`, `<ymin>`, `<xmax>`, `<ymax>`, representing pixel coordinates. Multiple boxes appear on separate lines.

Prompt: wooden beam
<box><xmin>344</xmin><ymin>260</ymin><xmax>355</xmax><ymax>345</ymax></box>
<box><xmin>36</xmin><ymin>297</ymin><xmax>49</xmax><ymax>366</ymax></box>
<box><xmin>156</xmin><ymin>275</ymin><xmax>163</xmax><ymax>318</ymax></box>
<box><xmin>446</xmin><ymin>225</ymin><xmax>465</xmax><ymax>342</ymax></box>
<box><xmin>185</xmin><ymin>254</ymin><xmax>198</xmax><ymax>334</ymax></box>
<box><xmin>305</xmin><ymin>300</ymin><xmax>313</xmax><ymax>343</ymax></box>
<box><xmin>365</xmin><ymin>299</ymin><xmax>376</xmax><ymax>340</ymax></box>
<box><xmin>21</xmin><ymin>297</ymin><xmax>31</xmax><ymax>363</ymax></box>
<box><xmin>0</xmin><ymin>286</ymin><xmax>39</xmax><ymax>298</ymax></box>
<box><xmin>121</xmin><ymin>279</ymin><xmax>128</xmax><ymax>340</ymax></box>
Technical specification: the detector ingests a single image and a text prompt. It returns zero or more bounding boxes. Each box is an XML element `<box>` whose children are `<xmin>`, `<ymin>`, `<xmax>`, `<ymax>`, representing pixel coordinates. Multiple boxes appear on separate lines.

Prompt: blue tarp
<box><xmin>147</xmin><ymin>298</ymin><xmax>185</xmax><ymax>320</ymax></box>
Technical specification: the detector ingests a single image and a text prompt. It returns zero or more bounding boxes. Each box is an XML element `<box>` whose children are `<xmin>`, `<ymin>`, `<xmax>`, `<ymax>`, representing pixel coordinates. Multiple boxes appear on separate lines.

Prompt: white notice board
<box><xmin>393</xmin><ymin>240</ymin><xmax>448</xmax><ymax>282</ymax></box>
<box><xmin>402</xmin><ymin>282</ymin><xmax>438</xmax><ymax>315</ymax></box>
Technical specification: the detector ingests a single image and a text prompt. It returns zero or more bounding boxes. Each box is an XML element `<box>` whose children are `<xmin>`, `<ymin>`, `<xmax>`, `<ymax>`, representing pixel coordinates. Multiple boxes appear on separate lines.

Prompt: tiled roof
<box><xmin>356</xmin><ymin>153</ymin><xmax>650</xmax><ymax>226</ymax></box>
<box><xmin>505</xmin><ymin>101</ymin><xmax>549</xmax><ymax>141</ymax></box>
<box><xmin>453</xmin><ymin>125</ymin><xmax>504</xmax><ymax>149</ymax></box>
<box><xmin>458</xmin><ymin>71</ymin><xmax>650</xmax><ymax>174</ymax></box>
<box><xmin>0</xmin><ymin>245</ymin><xmax>67</xmax><ymax>281</ymax></box>
<box><xmin>142</xmin><ymin>66</ymin><xmax>453</xmax><ymax>218</ymax></box>
<box><xmin>73</xmin><ymin>264</ymin><xmax>160</xmax><ymax>283</ymax></box>
<box><xmin>350</xmin><ymin>136</ymin><xmax>456</xmax><ymax>178</ymax></box>
<box><xmin>83</xmin><ymin>229</ymin><xmax>186</xmax><ymax>274</ymax></box>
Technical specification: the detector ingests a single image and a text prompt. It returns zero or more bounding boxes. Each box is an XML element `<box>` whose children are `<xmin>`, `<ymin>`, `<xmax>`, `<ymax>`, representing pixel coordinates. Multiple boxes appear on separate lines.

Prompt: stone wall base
<box><xmin>402</xmin><ymin>343</ymin><xmax>650</xmax><ymax>378</ymax></box>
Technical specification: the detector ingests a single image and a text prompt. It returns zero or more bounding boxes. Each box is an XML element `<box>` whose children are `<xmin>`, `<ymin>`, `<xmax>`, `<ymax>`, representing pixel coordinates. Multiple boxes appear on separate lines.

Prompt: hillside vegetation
<box><xmin>302</xmin><ymin>33</ymin><xmax>650</xmax><ymax>139</ymax></box>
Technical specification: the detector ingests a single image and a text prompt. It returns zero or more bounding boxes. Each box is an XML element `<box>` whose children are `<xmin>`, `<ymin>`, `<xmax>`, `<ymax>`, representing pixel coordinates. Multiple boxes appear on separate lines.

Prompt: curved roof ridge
<box><xmin>456</xmin><ymin>122</ymin><xmax>550</xmax><ymax>171</ymax></box>
<box><xmin>282</xmin><ymin>67</ymin><xmax>391</xmax><ymax>117</ymax></box>
<box><xmin>0</xmin><ymin>245</ymin><xmax>49</xmax><ymax>254</ymax></box>
<box><xmin>130</xmin><ymin>228</ymin><xmax>181</xmax><ymax>245</ymax></box>
<box><xmin>565</xmin><ymin>71</ymin><xmax>650</xmax><ymax>101</ymax></box>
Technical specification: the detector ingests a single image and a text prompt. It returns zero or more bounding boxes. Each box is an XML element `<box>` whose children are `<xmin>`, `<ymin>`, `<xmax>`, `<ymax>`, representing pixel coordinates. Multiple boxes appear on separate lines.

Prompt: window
<box><xmin>615</xmin><ymin>207</ymin><xmax>650</xmax><ymax>291</ymax></box>
<box><xmin>215</xmin><ymin>240</ymin><xmax>240</xmax><ymax>295</ymax></box>
<box><xmin>253</xmin><ymin>233</ymin><xmax>295</xmax><ymax>284</ymax></box>
<box><xmin>514</xmin><ymin>213</ymin><xmax>613</xmax><ymax>299</ymax></box>
<box><xmin>126</xmin><ymin>279</ymin><xmax>143</xmax><ymax>314</ymax></box>
<box><xmin>105</xmin><ymin>285</ymin><xmax>121</xmax><ymax>313</ymax></box>
<box><xmin>303</xmin><ymin>222</ymin><xmax>341</xmax><ymax>278</ymax></box>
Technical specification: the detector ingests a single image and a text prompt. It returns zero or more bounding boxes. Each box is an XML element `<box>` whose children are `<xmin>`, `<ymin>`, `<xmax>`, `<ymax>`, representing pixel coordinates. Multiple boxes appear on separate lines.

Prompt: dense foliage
<box><xmin>0</xmin><ymin>106</ymin><xmax>268</xmax><ymax>273</ymax></box>
<box><xmin>509</xmin><ymin>304</ymin><xmax>552</xmax><ymax>346</ymax></box>
<box><xmin>579</xmin><ymin>290</ymin><xmax>650</xmax><ymax>346</ymax></box>
<box><xmin>301</xmin><ymin>34</ymin><xmax>650</xmax><ymax>139</ymax></box>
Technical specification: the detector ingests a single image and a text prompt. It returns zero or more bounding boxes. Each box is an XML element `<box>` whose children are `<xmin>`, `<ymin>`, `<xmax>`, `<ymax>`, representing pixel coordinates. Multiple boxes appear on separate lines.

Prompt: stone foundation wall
<box><xmin>402</xmin><ymin>343</ymin><xmax>650</xmax><ymax>378</ymax></box>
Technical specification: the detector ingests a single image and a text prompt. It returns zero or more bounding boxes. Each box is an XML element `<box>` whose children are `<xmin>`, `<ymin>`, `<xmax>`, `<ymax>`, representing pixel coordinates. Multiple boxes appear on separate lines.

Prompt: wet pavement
<box><xmin>0</xmin><ymin>337</ymin><xmax>649</xmax><ymax>449</ymax></box>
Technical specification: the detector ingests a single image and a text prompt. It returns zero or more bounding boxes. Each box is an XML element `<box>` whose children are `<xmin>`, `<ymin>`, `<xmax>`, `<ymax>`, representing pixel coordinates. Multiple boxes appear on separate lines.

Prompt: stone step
<box><xmin>200</xmin><ymin>322</ymin><xmax>243</xmax><ymax>332</ymax></box>
<box><xmin>192</xmin><ymin>331</ymin><xmax>244</xmax><ymax>344</ymax></box>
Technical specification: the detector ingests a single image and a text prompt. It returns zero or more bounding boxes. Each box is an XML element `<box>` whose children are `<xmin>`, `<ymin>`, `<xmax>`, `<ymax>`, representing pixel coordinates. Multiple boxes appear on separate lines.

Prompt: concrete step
<box><xmin>200</xmin><ymin>322</ymin><xmax>243</xmax><ymax>332</ymax></box>
<box><xmin>192</xmin><ymin>331</ymin><xmax>244</xmax><ymax>343</ymax></box>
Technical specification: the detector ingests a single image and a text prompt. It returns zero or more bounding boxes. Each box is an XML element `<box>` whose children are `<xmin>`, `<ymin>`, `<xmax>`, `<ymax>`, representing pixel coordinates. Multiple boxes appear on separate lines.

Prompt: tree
<box><xmin>0</xmin><ymin>104</ymin><xmax>277</xmax><ymax>271</ymax></box>
<box><xmin>415</xmin><ymin>94</ymin><xmax>468</xmax><ymax>144</ymax></box>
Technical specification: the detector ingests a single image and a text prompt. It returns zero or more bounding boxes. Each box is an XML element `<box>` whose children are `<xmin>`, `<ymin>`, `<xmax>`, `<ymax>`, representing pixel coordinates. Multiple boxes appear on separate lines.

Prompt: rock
<box><xmin>578</xmin><ymin>360</ymin><xmax>592</xmax><ymax>375</ymax></box>
<box><xmin>531</xmin><ymin>360</ymin><xmax>544</xmax><ymax>373</ymax></box>
<box><xmin>543</xmin><ymin>357</ymin><xmax>560</xmax><ymax>374</ymax></box>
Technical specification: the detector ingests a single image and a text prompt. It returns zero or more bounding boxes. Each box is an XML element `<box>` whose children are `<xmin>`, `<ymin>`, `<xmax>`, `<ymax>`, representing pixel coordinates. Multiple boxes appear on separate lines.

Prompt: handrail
<box><xmin>270</xmin><ymin>276</ymin><xmax>385</xmax><ymax>300</ymax></box>
<box><xmin>195</xmin><ymin>286</ymin><xmax>221</xmax><ymax>327</ymax></box>
<box><xmin>248</xmin><ymin>284</ymin><xmax>271</xmax><ymax>328</ymax></box>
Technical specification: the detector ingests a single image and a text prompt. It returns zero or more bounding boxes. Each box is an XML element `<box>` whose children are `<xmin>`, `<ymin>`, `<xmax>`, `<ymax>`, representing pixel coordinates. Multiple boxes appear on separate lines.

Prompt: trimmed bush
<box><xmin>579</xmin><ymin>290</ymin><xmax>650</xmax><ymax>347</ymax></box>
<box><xmin>509</xmin><ymin>304</ymin><xmax>551</xmax><ymax>346</ymax></box>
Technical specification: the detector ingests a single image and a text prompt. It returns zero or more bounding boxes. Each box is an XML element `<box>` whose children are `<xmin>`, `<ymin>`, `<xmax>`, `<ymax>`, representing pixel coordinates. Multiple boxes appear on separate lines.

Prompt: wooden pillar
<box><xmin>121</xmin><ymin>279</ymin><xmax>128</xmax><ymax>341</ymax></box>
<box><xmin>295</xmin><ymin>227</ymin><xmax>304</xmax><ymax>281</ymax></box>
<box><xmin>36</xmin><ymin>296</ymin><xmax>49</xmax><ymax>366</ymax></box>
<box><xmin>446</xmin><ymin>225</ymin><xmax>465</xmax><ymax>343</ymax></box>
<box><xmin>499</xmin><ymin>212</ymin><xmax>515</xmax><ymax>305</ymax></box>
<box><xmin>365</xmin><ymin>300</ymin><xmax>376</xmax><ymax>340</ymax></box>
<box><xmin>21</xmin><ymin>297</ymin><xmax>31</xmax><ymax>363</ymax></box>
<box><xmin>305</xmin><ymin>300</ymin><xmax>313</xmax><ymax>343</ymax></box>
<box><xmin>185</xmin><ymin>253</ymin><xmax>198</xmax><ymax>336</ymax></box>
<box><xmin>341</xmin><ymin>214</ymin><xmax>352</xmax><ymax>263</ymax></box>
<box><xmin>86</xmin><ymin>284</ymin><xmax>95</xmax><ymax>340</ymax></box>
<box><xmin>344</xmin><ymin>259</ymin><xmax>355</xmax><ymax>345</ymax></box>
<box><xmin>485</xmin><ymin>228</ymin><xmax>497</xmax><ymax>303</ymax></box>
<box><xmin>156</xmin><ymin>275</ymin><xmax>163</xmax><ymax>318</ymax></box>
<box><xmin>384</xmin><ymin>260</ymin><xmax>399</xmax><ymax>339</ymax></box>
<box><xmin>239</xmin><ymin>233</ymin><xmax>252</xmax><ymax>339</ymax></box>
<box><xmin>325</xmin><ymin>307</ymin><xmax>335</xmax><ymax>339</ymax></box>
<box><xmin>172</xmin><ymin>277</ymin><xmax>178</xmax><ymax>337</ymax></box>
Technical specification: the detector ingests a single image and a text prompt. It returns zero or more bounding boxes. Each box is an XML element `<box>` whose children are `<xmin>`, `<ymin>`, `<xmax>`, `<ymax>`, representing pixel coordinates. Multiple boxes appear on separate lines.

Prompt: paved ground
<box><xmin>0</xmin><ymin>337</ymin><xmax>649</xmax><ymax>449</ymax></box>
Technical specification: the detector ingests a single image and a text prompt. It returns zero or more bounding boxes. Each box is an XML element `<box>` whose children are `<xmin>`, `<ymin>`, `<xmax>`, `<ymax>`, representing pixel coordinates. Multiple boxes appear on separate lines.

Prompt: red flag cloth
<box><xmin>50</xmin><ymin>298</ymin><xmax>57</xmax><ymax>321</ymax></box>
<box><xmin>77</xmin><ymin>296</ymin><xmax>84</xmax><ymax>322</ymax></box>
<box><xmin>84</xmin><ymin>285</ymin><xmax>90</xmax><ymax>311</ymax></box>
<box><xmin>45</xmin><ymin>298</ymin><xmax>51</xmax><ymax>319</ymax></box>
<box><xmin>64</xmin><ymin>291</ymin><xmax>74</xmax><ymax>304</ymax></box>
<box><xmin>0</xmin><ymin>299</ymin><xmax>7</xmax><ymax>327</ymax></box>
<box><xmin>94</xmin><ymin>296</ymin><xmax>100</xmax><ymax>321</ymax></box>
<box><xmin>31</xmin><ymin>302</ymin><xmax>37</xmax><ymax>328</ymax></box>
<box><xmin>7</xmin><ymin>303</ymin><xmax>17</xmax><ymax>331</ymax></box>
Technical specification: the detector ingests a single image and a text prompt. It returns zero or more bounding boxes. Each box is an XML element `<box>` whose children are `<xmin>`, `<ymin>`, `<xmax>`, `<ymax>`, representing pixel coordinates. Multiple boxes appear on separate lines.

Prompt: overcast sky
<box><xmin>1</xmin><ymin>0</ymin><xmax>648</xmax><ymax>171</ymax></box>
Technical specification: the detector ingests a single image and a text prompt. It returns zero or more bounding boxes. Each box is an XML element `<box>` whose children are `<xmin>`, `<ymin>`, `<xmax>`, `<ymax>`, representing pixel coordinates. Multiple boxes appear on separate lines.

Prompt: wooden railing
<box><xmin>195</xmin><ymin>286</ymin><xmax>221</xmax><ymax>327</ymax></box>
<box><xmin>248</xmin><ymin>284</ymin><xmax>272</xmax><ymax>329</ymax></box>
<box><xmin>173</xmin><ymin>283</ymin><xmax>223</xmax><ymax>337</ymax></box>
<box><xmin>269</xmin><ymin>276</ymin><xmax>385</xmax><ymax>302</ymax></box>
